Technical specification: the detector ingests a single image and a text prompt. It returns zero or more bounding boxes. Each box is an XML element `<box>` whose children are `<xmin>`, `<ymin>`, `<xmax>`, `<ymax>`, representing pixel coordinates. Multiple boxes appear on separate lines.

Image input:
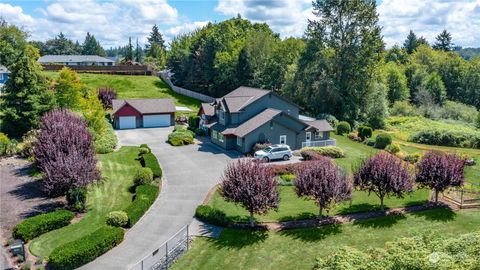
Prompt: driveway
<box><xmin>82</xmin><ymin>127</ymin><xmax>241</xmax><ymax>269</ymax></box>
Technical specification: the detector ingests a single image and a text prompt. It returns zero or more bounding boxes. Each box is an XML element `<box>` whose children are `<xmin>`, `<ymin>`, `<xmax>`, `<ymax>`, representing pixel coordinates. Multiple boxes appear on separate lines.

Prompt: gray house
<box><xmin>38</xmin><ymin>55</ymin><xmax>116</xmax><ymax>66</ymax></box>
<box><xmin>198</xmin><ymin>86</ymin><xmax>335</xmax><ymax>153</ymax></box>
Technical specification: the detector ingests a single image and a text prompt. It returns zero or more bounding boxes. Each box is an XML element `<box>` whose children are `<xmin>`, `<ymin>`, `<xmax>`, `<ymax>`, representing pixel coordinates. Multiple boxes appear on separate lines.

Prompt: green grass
<box><xmin>43</xmin><ymin>71</ymin><xmax>201</xmax><ymax>111</ymax></box>
<box><xmin>332</xmin><ymin>134</ymin><xmax>378</xmax><ymax>174</ymax></box>
<box><xmin>29</xmin><ymin>146</ymin><xmax>141</xmax><ymax>257</ymax></box>
<box><xmin>208</xmin><ymin>187</ymin><xmax>429</xmax><ymax>223</ymax></box>
<box><xmin>172</xmin><ymin>208</ymin><xmax>480</xmax><ymax>270</ymax></box>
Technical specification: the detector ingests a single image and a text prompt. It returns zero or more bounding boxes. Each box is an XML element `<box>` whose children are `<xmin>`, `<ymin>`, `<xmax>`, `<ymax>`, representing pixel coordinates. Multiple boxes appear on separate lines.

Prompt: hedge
<box><xmin>195</xmin><ymin>205</ymin><xmax>230</xmax><ymax>227</ymax></box>
<box><xmin>124</xmin><ymin>185</ymin><xmax>159</xmax><ymax>227</ymax></box>
<box><xmin>168</xmin><ymin>131</ymin><xmax>194</xmax><ymax>146</ymax></box>
<box><xmin>374</xmin><ymin>134</ymin><xmax>392</xmax><ymax>149</ymax></box>
<box><xmin>144</xmin><ymin>152</ymin><xmax>162</xmax><ymax>178</ymax></box>
<box><xmin>357</xmin><ymin>125</ymin><xmax>373</xmax><ymax>140</ymax></box>
<box><xmin>300</xmin><ymin>150</ymin><xmax>323</xmax><ymax>161</ymax></box>
<box><xmin>48</xmin><ymin>226</ymin><xmax>124</xmax><ymax>270</ymax></box>
<box><xmin>106</xmin><ymin>211</ymin><xmax>128</xmax><ymax>227</ymax></box>
<box><xmin>301</xmin><ymin>146</ymin><xmax>346</xmax><ymax>158</ymax></box>
<box><xmin>133</xmin><ymin>167</ymin><xmax>153</xmax><ymax>186</ymax></box>
<box><xmin>94</xmin><ymin>120</ymin><xmax>118</xmax><ymax>154</ymax></box>
<box><xmin>336</xmin><ymin>121</ymin><xmax>351</xmax><ymax>135</ymax></box>
<box><xmin>409</xmin><ymin>129</ymin><xmax>480</xmax><ymax>149</ymax></box>
<box><xmin>13</xmin><ymin>210</ymin><xmax>74</xmax><ymax>242</ymax></box>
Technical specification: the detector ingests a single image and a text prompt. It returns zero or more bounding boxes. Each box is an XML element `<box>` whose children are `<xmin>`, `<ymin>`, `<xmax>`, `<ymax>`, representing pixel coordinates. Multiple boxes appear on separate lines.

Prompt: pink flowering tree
<box><xmin>220</xmin><ymin>158</ymin><xmax>279</xmax><ymax>227</ymax></box>
<box><xmin>416</xmin><ymin>151</ymin><xmax>465</xmax><ymax>203</ymax></box>
<box><xmin>34</xmin><ymin>109</ymin><xmax>100</xmax><ymax>197</ymax></box>
<box><xmin>295</xmin><ymin>158</ymin><xmax>352</xmax><ymax>218</ymax></box>
<box><xmin>353</xmin><ymin>151</ymin><xmax>413</xmax><ymax>211</ymax></box>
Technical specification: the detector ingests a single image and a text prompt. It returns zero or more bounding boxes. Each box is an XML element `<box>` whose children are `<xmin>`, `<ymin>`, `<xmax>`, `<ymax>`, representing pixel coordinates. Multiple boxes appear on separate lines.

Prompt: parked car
<box><xmin>254</xmin><ymin>144</ymin><xmax>292</xmax><ymax>162</ymax></box>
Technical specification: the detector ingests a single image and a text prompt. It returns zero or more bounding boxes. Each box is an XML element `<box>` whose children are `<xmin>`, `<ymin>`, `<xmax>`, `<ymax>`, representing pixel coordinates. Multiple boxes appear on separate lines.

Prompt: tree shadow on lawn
<box><xmin>336</xmin><ymin>203</ymin><xmax>383</xmax><ymax>215</ymax></box>
<box><xmin>209</xmin><ymin>229</ymin><xmax>269</xmax><ymax>249</ymax></box>
<box><xmin>19</xmin><ymin>201</ymin><xmax>66</xmax><ymax>219</ymax></box>
<box><xmin>278</xmin><ymin>212</ymin><xmax>317</xmax><ymax>222</ymax></box>
<box><xmin>353</xmin><ymin>213</ymin><xmax>407</xmax><ymax>229</ymax></box>
<box><xmin>279</xmin><ymin>223</ymin><xmax>342</xmax><ymax>242</ymax></box>
<box><xmin>410</xmin><ymin>207</ymin><xmax>457</xmax><ymax>222</ymax></box>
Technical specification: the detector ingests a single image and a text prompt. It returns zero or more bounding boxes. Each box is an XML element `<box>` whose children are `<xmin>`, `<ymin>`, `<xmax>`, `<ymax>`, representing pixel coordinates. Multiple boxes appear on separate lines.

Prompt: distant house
<box><xmin>38</xmin><ymin>55</ymin><xmax>116</xmax><ymax>66</ymax></box>
<box><xmin>0</xmin><ymin>65</ymin><xmax>9</xmax><ymax>94</ymax></box>
<box><xmin>198</xmin><ymin>86</ymin><xmax>335</xmax><ymax>154</ymax></box>
<box><xmin>112</xmin><ymin>98</ymin><xmax>175</xmax><ymax>129</ymax></box>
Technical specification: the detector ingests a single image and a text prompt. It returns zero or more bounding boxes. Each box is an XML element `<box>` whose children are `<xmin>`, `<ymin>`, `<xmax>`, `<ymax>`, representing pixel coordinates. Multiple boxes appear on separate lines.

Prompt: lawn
<box><xmin>332</xmin><ymin>134</ymin><xmax>378</xmax><ymax>174</ymax></box>
<box><xmin>43</xmin><ymin>71</ymin><xmax>201</xmax><ymax>111</ymax></box>
<box><xmin>172</xmin><ymin>208</ymin><xmax>480</xmax><ymax>270</ymax></box>
<box><xmin>29</xmin><ymin>146</ymin><xmax>141</xmax><ymax>258</ymax></box>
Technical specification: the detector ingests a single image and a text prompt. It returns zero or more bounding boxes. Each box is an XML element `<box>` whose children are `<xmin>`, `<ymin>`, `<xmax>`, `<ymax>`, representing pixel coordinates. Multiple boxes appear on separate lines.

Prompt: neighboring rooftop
<box><xmin>112</xmin><ymin>98</ymin><xmax>176</xmax><ymax>114</ymax></box>
<box><xmin>200</xmin><ymin>103</ymin><xmax>215</xmax><ymax>116</ymax></box>
<box><xmin>38</xmin><ymin>55</ymin><xmax>116</xmax><ymax>64</ymax></box>
<box><xmin>304</xmin><ymin>119</ymin><xmax>334</xmax><ymax>132</ymax></box>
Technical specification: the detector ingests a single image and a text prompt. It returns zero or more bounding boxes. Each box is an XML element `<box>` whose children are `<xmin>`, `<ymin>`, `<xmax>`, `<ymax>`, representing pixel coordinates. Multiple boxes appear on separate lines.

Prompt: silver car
<box><xmin>254</xmin><ymin>144</ymin><xmax>292</xmax><ymax>162</ymax></box>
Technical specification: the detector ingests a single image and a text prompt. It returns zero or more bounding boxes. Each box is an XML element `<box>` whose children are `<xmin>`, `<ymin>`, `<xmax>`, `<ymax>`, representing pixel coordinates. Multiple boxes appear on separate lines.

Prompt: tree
<box><xmin>366</xmin><ymin>82</ymin><xmax>389</xmax><ymax>129</ymax></box>
<box><xmin>384</xmin><ymin>45</ymin><xmax>409</xmax><ymax>64</ymax></box>
<box><xmin>353</xmin><ymin>151</ymin><xmax>413</xmax><ymax>211</ymax></box>
<box><xmin>135</xmin><ymin>38</ymin><xmax>143</xmax><ymax>63</ymax></box>
<box><xmin>421</xmin><ymin>72</ymin><xmax>447</xmax><ymax>105</ymax></box>
<box><xmin>384</xmin><ymin>63</ymin><xmax>410</xmax><ymax>104</ymax></box>
<box><xmin>97</xmin><ymin>88</ymin><xmax>117</xmax><ymax>109</ymax></box>
<box><xmin>125</xmin><ymin>37</ymin><xmax>133</xmax><ymax>62</ymax></box>
<box><xmin>146</xmin><ymin>24</ymin><xmax>165</xmax><ymax>54</ymax></box>
<box><xmin>236</xmin><ymin>47</ymin><xmax>253</xmax><ymax>86</ymax></box>
<box><xmin>0</xmin><ymin>22</ymin><xmax>55</xmax><ymax>137</ymax></box>
<box><xmin>416</xmin><ymin>151</ymin><xmax>465</xmax><ymax>203</ymax></box>
<box><xmin>55</xmin><ymin>67</ymin><xmax>83</xmax><ymax>110</ymax></box>
<box><xmin>82</xmin><ymin>32</ymin><xmax>105</xmax><ymax>56</ymax></box>
<box><xmin>403</xmin><ymin>30</ymin><xmax>419</xmax><ymax>54</ymax></box>
<box><xmin>295</xmin><ymin>158</ymin><xmax>351</xmax><ymax>217</ymax></box>
<box><xmin>433</xmin><ymin>30</ymin><xmax>453</xmax><ymax>52</ymax></box>
<box><xmin>291</xmin><ymin>0</ymin><xmax>384</xmax><ymax>121</ymax></box>
<box><xmin>34</xmin><ymin>109</ymin><xmax>100</xmax><ymax>196</ymax></box>
<box><xmin>43</xmin><ymin>32</ymin><xmax>80</xmax><ymax>55</ymax></box>
<box><xmin>220</xmin><ymin>159</ymin><xmax>279</xmax><ymax>227</ymax></box>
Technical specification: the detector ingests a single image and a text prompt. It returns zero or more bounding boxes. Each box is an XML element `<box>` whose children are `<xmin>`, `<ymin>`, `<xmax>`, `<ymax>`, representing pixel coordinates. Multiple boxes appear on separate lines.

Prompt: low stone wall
<box><xmin>158</xmin><ymin>72</ymin><xmax>215</xmax><ymax>103</ymax></box>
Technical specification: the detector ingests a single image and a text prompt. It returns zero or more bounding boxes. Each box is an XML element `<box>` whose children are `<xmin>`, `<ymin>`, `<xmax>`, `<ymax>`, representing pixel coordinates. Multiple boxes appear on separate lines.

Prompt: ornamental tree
<box><xmin>34</xmin><ymin>109</ymin><xmax>100</xmax><ymax>197</ymax></box>
<box><xmin>97</xmin><ymin>87</ymin><xmax>117</xmax><ymax>109</ymax></box>
<box><xmin>353</xmin><ymin>151</ymin><xmax>413</xmax><ymax>211</ymax></box>
<box><xmin>295</xmin><ymin>158</ymin><xmax>352</xmax><ymax>218</ymax></box>
<box><xmin>220</xmin><ymin>158</ymin><xmax>279</xmax><ymax>227</ymax></box>
<box><xmin>416</xmin><ymin>151</ymin><xmax>465</xmax><ymax>203</ymax></box>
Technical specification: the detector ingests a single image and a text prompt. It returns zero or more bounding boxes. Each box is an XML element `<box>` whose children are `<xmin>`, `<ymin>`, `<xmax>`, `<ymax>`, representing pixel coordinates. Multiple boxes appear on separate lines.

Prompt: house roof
<box><xmin>233</xmin><ymin>109</ymin><xmax>282</xmax><ymax>137</ymax></box>
<box><xmin>0</xmin><ymin>65</ymin><xmax>9</xmax><ymax>73</ymax></box>
<box><xmin>38</xmin><ymin>55</ymin><xmax>116</xmax><ymax>64</ymax></box>
<box><xmin>304</xmin><ymin>120</ymin><xmax>334</xmax><ymax>132</ymax></box>
<box><xmin>112</xmin><ymin>98</ymin><xmax>175</xmax><ymax>115</ymax></box>
<box><xmin>221</xmin><ymin>86</ymin><xmax>270</xmax><ymax>113</ymax></box>
<box><xmin>200</xmin><ymin>103</ymin><xmax>215</xmax><ymax>116</ymax></box>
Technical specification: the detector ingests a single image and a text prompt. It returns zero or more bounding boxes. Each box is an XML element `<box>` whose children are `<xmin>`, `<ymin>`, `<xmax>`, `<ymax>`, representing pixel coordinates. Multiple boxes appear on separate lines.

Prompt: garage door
<box><xmin>119</xmin><ymin>116</ymin><xmax>136</xmax><ymax>129</ymax></box>
<box><xmin>143</xmin><ymin>114</ymin><xmax>171</xmax><ymax>128</ymax></box>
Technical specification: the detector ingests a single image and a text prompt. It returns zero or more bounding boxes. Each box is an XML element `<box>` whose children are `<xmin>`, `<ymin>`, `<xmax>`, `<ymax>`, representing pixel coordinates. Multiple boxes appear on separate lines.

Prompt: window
<box><xmin>237</xmin><ymin>136</ymin><xmax>242</xmax><ymax>146</ymax></box>
<box><xmin>212</xmin><ymin>130</ymin><xmax>218</xmax><ymax>140</ymax></box>
<box><xmin>279</xmin><ymin>135</ymin><xmax>287</xmax><ymax>144</ymax></box>
<box><xmin>218</xmin><ymin>133</ymin><xmax>224</xmax><ymax>142</ymax></box>
<box><xmin>315</xmin><ymin>132</ymin><xmax>322</xmax><ymax>140</ymax></box>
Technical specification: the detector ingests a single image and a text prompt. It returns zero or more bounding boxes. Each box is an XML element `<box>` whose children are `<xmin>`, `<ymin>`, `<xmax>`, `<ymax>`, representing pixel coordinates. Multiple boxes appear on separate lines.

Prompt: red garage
<box><xmin>112</xmin><ymin>98</ymin><xmax>176</xmax><ymax>129</ymax></box>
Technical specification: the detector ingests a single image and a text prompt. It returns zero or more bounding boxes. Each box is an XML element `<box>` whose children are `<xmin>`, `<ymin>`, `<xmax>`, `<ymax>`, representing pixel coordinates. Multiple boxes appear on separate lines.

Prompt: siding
<box><xmin>243</xmin><ymin>121</ymin><xmax>299</xmax><ymax>153</ymax></box>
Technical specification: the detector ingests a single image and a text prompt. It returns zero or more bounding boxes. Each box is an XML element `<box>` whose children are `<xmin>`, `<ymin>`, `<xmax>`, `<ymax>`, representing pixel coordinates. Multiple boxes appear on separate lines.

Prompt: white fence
<box><xmin>302</xmin><ymin>139</ymin><xmax>336</xmax><ymax>148</ymax></box>
<box><xmin>158</xmin><ymin>71</ymin><xmax>215</xmax><ymax>103</ymax></box>
<box><xmin>130</xmin><ymin>225</ymin><xmax>189</xmax><ymax>270</ymax></box>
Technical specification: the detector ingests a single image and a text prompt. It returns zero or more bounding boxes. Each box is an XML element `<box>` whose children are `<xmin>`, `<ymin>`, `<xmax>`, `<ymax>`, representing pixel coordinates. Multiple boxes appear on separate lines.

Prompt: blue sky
<box><xmin>1</xmin><ymin>0</ymin><xmax>480</xmax><ymax>48</ymax></box>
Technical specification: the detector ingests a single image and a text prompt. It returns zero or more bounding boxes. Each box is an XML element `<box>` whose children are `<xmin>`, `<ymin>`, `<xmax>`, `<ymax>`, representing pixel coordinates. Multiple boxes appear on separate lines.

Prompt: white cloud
<box><xmin>165</xmin><ymin>21</ymin><xmax>210</xmax><ymax>37</ymax></box>
<box><xmin>0</xmin><ymin>3</ymin><xmax>35</xmax><ymax>25</ymax></box>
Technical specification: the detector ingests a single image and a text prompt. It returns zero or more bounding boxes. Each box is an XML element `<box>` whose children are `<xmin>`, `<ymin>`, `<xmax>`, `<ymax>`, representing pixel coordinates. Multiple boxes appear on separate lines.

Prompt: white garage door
<box><xmin>143</xmin><ymin>114</ymin><xmax>171</xmax><ymax>128</ymax></box>
<box><xmin>119</xmin><ymin>116</ymin><xmax>136</xmax><ymax>129</ymax></box>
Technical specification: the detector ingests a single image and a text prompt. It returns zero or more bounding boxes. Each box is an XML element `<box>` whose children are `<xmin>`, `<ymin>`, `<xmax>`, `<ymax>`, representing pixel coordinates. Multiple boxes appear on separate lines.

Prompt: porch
<box><xmin>301</xmin><ymin>139</ymin><xmax>336</xmax><ymax>148</ymax></box>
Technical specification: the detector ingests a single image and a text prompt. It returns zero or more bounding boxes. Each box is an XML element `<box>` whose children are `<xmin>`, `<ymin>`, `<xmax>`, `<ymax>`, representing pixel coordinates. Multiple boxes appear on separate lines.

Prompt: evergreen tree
<box><xmin>403</xmin><ymin>30</ymin><xmax>418</xmax><ymax>54</ymax></box>
<box><xmin>433</xmin><ymin>29</ymin><xmax>453</xmax><ymax>52</ymax></box>
<box><xmin>385</xmin><ymin>45</ymin><xmax>409</xmax><ymax>64</ymax></box>
<box><xmin>55</xmin><ymin>67</ymin><xmax>83</xmax><ymax>110</ymax></box>
<box><xmin>82</xmin><ymin>32</ymin><xmax>105</xmax><ymax>56</ymax></box>
<box><xmin>146</xmin><ymin>24</ymin><xmax>165</xmax><ymax>54</ymax></box>
<box><xmin>135</xmin><ymin>38</ymin><xmax>143</xmax><ymax>63</ymax></box>
<box><xmin>421</xmin><ymin>72</ymin><xmax>447</xmax><ymax>105</ymax></box>
<box><xmin>236</xmin><ymin>47</ymin><xmax>253</xmax><ymax>86</ymax></box>
<box><xmin>125</xmin><ymin>37</ymin><xmax>133</xmax><ymax>61</ymax></box>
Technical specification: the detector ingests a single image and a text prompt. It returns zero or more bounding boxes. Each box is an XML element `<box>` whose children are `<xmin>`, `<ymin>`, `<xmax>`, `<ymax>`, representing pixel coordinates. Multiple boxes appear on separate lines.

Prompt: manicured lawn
<box><xmin>172</xmin><ymin>208</ymin><xmax>480</xmax><ymax>270</ymax></box>
<box><xmin>332</xmin><ymin>134</ymin><xmax>378</xmax><ymax>173</ymax></box>
<box><xmin>29</xmin><ymin>147</ymin><xmax>141</xmax><ymax>258</ymax></box>
<box><xmin>43</xmin><ymin>72</ymin><xmax>201</xmax><ymax>111</ymax></box>
<box><xmin>208</xmin><ymin>186</ymin><xmax>429</xmax><ymax>223</ymax></box>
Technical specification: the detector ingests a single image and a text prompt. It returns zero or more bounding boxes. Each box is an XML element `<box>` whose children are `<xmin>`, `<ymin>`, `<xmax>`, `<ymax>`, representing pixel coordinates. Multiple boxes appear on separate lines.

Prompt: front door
<box><xmin>306</xmin><ymin>132</ymin><xmax>312</xmax><ymax>142</ymax></box>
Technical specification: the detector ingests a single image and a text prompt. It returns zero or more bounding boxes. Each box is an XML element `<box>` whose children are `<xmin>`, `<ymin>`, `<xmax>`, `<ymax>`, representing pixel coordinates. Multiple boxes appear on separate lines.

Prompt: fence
<box><xmin>158</xmin><ymin>71</ymin><xmax>215</xmax><ymax>103</ymax></box>
<box><xmin>130</xmin><ymin>225</ymin><xmax>189</xmax><ymax>270</ymax></box>
<box><xmin>443</xmin><ymin>184</ymin><xmax>480</xmax><ymax>209</ymax></box>
<box><xmin>42</xmin><ymin>64</ymin><xmax>153</xmax><ymax>75</ymax></box>
<box><xmin>301</xmin><ymin>139</ymin><xmax>337</xmax><ymax>148</ymax></box>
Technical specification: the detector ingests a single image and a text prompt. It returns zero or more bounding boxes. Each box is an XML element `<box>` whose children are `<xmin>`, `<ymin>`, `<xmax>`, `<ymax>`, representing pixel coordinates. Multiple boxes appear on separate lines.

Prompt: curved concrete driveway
<box><xmin>82</xmin><ymin>127</ymin><xmax>240</xmax><ymax>269</ymax></box>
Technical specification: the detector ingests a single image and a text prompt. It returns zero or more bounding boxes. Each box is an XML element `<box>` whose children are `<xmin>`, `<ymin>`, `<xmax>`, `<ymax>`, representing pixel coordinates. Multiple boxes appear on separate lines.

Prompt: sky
<box><xmin>1</xmin><ymin>0</ymin><xmax>480</xmax><ymax>49</ymax></box>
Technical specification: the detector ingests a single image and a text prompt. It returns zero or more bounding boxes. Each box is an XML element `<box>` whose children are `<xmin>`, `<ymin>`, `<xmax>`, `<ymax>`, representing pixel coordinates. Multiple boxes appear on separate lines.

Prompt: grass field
<box><xmin>29</xmin><ymin>147</ymin><xmax>141</xmax><ymax>258</ymax></box>
<box><xmin>44</xmin><ymin>71</ymin><xmax>201</xmax><ymax>111</ymax></box>
<box><xmin>172</xmin><ymin>208</ymin><xmax>480</xmax><ymax>270</ymax></box>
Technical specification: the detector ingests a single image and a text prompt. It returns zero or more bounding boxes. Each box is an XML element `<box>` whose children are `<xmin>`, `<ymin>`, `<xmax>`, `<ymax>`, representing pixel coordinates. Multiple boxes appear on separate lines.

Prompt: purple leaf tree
<box><xmin>220</xmin><ymin>158</ymin><xmax>279</xmax><ymax>227</ymax></box>
<box><xmin>97</xmin><ymin>88</ymin><xmax>117</xmax><ymax>109</ymax></box>
<box><xmin>34</xmin><ymin>109</ymin><xmax>100</xmax><ymax>197</ymax></box>
<box><xmin>353</xmin><ymin>151</ymin><xmax>413</xmax><ymax>211</ymax></box>
<box><xmin>416</xmin><ymin>151</ymin><xmax>465</xmax><ymax>203</ymax></box>
<box><xmin>295</xmin><ymin>158</ymin><xmax>352</xmax><ymax>218</ymax></box>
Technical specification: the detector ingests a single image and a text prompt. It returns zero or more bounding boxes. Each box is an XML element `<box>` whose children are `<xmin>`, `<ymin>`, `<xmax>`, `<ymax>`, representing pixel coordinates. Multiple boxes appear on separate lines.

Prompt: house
<box><xmin>0</xmin><ymin>65</ymin><xmax>9</xmax><ymax>94</ymax></box>
<box><xmin>198</xmin><ymin>86</ymin><xmax>335</xmax><ymax>153</ymax></box>
<box><xmin>38</xmin><ymin>55</ymin><xmax>116</xmax><ymax>66</ymax></box>
<box><xmin>112</xmin><ymin>98</ymin><xmax>175</xmax><ymax>129</ymax></box>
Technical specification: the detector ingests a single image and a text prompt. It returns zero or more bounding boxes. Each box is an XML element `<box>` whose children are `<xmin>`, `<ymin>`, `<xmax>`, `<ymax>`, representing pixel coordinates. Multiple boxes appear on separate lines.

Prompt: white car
<box><xmin>254</xmin><ymin>144</ymin><xmax>292</xmax><ymax>162</ymax></box>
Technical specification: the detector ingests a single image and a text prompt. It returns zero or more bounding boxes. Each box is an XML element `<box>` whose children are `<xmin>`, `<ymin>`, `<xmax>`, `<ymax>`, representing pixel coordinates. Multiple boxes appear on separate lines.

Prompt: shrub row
<box><xmin>300</xmin><ymin>150</ymin><xmax>323</xmax><ymax>161</ymax></box>
<box><xmin>124</xmin><ymin>185</ymin><xmax>159</xmax><ymax>227</ymax></box>
<box><xmin>106</xmin><ymin>211</ymin><xmax>128</xmax><ymax>227</ymax></box>
<box><xmin>143</xmin><ymin>152</ymin><xmax>162</xmax><ymax>178</ymax></box>
<box><xmin>13</xmin><ymin>210</ymin><xmax>74</xmax><ymax>242</ymax></box>
<box><xmin>168</xmin><ymin>129</ymin><xmax>194</xmax><ymax>146</ymax></box>
<box><xmin>94</xmin><ymin>120</ymin><xmax>118</xmax><ymax>154</ymax></box>
<box><xmin>133</xmin><ymin>167</ymin><xmax>153</xmax><ymax>186</ymax></box>
<box><xmin>48</xmin><ymin>226</ymin><xmax>124</xmax><ymax>270</ymax></box>
<box><xmin>410</xmin><ymin>129</ymin><xmax>480</xmax><ymax>149</ymax></box>
<box><xmin>301</xmin><ymin>146</ymin><xmax>346</xmax><ymax>158</ymax></box>
<box><xmin>195</xmin><ymin>205</ymin><xmax>230</xmax><ymax>227</ymax></box>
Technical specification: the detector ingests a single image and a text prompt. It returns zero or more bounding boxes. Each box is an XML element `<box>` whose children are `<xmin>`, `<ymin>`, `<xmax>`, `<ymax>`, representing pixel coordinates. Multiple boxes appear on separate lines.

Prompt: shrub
<box><xmin>301</xmin><ymin>146</ymin><xmax>346</xmax><ymax>158</ymax></box>
<box><xmin>143</xmin><ymin>153</ymin><xmax>162</xmax><ymax>178</ymax></box>
<box><xmin>300</xmin><ymin>150</ymin><xmax>323</xmax><ymax>161</ymax></box>
<box><xmin>317</xmin><ymin>113</ymin><xmax>338</xmax><ymax>127</ymax></box>
<box><xmin>66</xmin><ymin>187</ymin><xmax>87</xmax><ymax>212</ymax></box>
<box><xmin>194</xmin><ymin>128</ymin><xmax>206</xmax><ymax>136</ymax></box>
<box><xmin>94</xmin><ymin>120</ymin><xmax>118</xmax><ymax>154</ymax></box>
<box><xmin>389</xmin><ymin>101</ymin><xmax>418</xmax><ymax>117</ymax></box>
<box><xmin>12</xmin><ymin>210</ymin><xmax>74</xmax><ymax>242</ymax></box>
<box><xmin>347</xmin><ymin>132</ymin><xmax>362</xmax><ymax>142</ymax></box>
<box><xmin>476</xmin><ymin>112</ymin><xmax>480</xmax><ymax>129</ymax></box>
<box><xmin>97</xmin><ymin>88</ymin><xmax>117</xmax><ymax>109</ymax></box>
<box><xmin>139</xmin><ymin>144</ymin><xmax>151</xmax><ymax>151</ymax></box>
<box><xmin>138</xmin><ymin>147</ymin><xmax>150</xmax><ymax>155</ymax></box>
<box><xmin>279</xmin><ymin>174</ymin><xmax>296</xmax><ymax>185</ymax></box>
<box><xmin>16</xmin><ymin>129</ymin><xmax>40</xmax><ymax>159</ymax></box>
<box><xmin>133</xmin><ymin>167</ymin><xmax>153</xmax><ymax>186</ymax></box>
<box><xmin>0</xmin><ymin>132</ymin><xmax>13</xmax><ymax>157</ymax></box>
<box><xmin>357</xmin><ymin>125</ymin><xmax>373</xmax><ymax>140</ymax></box>
<box><xmin>188</xmin><ymin>115</ymin><xmax>200</xmax><ymax>129</ymax></box>
<box><xmin>168</xmin><ymin>131</ymin><xmax>194</xmax><ymax>146</ymax></box>
<box><xmin>253</xmin><ymin>142</ymin><xmax>272</xmax><ymax>152</ymax></box>
<box><xmin>409</xmin><ymin>129</ymin><xmax>480</xmax><ymax>149</ymax></box>
<box><xmin>437</xmin><ymin>100</ymin><xmax>478</xmax><ymax>124</ymax></box>
<box><xmin>48</xmin><ymin>226</ymin><xmax>124</xmax><ymax>270</ymax></box>
<box><xmin>385</xmin><ymin>143</ymin><xmax>401</xmax><ymax>154</ymax></box>
<box><xmin>403</xmin><ymin>153</ymin><xmax>422</xmax><ymax>164</ymax></box>
<box><xmin>194</xmin><ymin>205</ymin><xmax>230</xmax><ymax>227</ymax></box>
<box><xmin>174</xmin><ymin>125</ymin><xmax>187</xmax><ymax>132</ymax></box>
<box><xmin>374</xmin><ymin>134</ymin><xmax>392</xmax><ymax>149</ymax></box>
<box><xmin>336</xmin><ymin>121</ymin><xmax>351</xmax><ymax>135</ymax></box>
<box><xmin>365</xmin><ymin>138</ymin><xmax>376</xmax><ymax>146</ymax></box>
<box><xmin>124</xmin><ymin>185</ymin><xmax>159</xmax><ymax>227</ymax></box>
<box><xmin>105</xmin><ymin>211</ymin><xmax>128</xmax><ymax>227</ymax></box>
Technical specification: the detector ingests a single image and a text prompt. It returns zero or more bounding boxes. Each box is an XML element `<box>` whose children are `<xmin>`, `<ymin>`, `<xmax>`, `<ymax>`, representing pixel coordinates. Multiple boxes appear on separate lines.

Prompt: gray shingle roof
<box><xmin>201</xmin><ymin>103</ymin><xmax>215</xmax><ymax>116</ymax></box>
<box><xmin>38</xmin><ymin>55</ymin><xmax>115</xmax><ymax>64</ymax></box>
<box><xmin>304</xmin><ymin>120</ymin><xmax>334</xmax><ymax>132</ymax></box>
<box><xmin>233</xmin><ymin>109</ymin><xmax>281</xmax><ymax>137</ymax></box>
<box><xmin>222</xmin><ymin>86</ymin><xmax>270</xmax><ymax>113</ymax></box>
<box><xmin>112</xmin><ymin>99</ymin><xmax>175</xmax><ymax>115</ymax></box>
